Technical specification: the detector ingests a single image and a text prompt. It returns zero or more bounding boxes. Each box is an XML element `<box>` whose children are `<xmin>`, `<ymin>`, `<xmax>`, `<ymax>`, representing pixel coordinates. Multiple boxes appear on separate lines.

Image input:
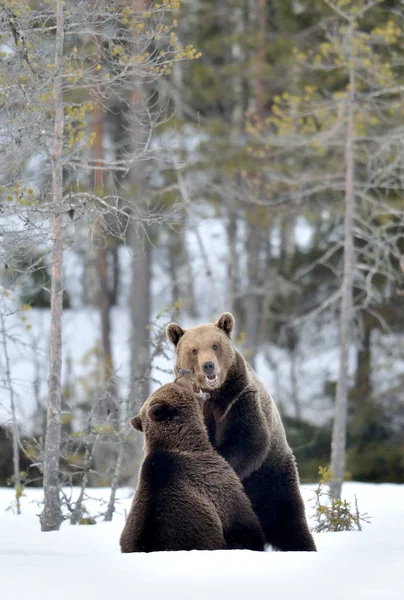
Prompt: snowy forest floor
<box><xmin>0</xmin><ymin>483</ymin><xmax>402</xmax><ymax>599</ymax></box>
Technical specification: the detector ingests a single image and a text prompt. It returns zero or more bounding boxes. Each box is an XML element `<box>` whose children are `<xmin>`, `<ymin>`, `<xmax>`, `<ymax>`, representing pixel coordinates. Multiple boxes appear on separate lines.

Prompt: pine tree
<box><xmin>245</xmin><ymin>0</ymin><xmax>404</xmax><ymax>496</ymax></box>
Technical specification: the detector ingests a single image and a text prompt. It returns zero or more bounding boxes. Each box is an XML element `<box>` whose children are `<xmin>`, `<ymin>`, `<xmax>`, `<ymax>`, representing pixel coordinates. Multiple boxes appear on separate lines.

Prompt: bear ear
<box><xmin>166</xmin><ymin>322</ymin><xmax>186</xmax><ymax>346</ymax></box>
<box><xmin>216</xmin><ymin>312</ymin><xmax>235</xmax><ymax>337</ymax></box>
<box><xmin>130</xmin><ymin>415</ymin><xmax>143</xmax><ymax>431</ymax></box>
<box><xmin>149</xmin><ymin>402</ymin><xmax>178</xmax><ymax>423</ymax></box>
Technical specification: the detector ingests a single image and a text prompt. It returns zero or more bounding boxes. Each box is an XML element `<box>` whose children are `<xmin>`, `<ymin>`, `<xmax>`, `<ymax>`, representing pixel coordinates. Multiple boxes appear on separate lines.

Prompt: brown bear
<box><xmin>166</xmin><ymin>313</ymin><xmax>317</xmax><ymax>552</ymax></box>
<box><xmin>119</xmin><ymin>373</ymin><xmax>265</xmax><ymax>553</ymax></box>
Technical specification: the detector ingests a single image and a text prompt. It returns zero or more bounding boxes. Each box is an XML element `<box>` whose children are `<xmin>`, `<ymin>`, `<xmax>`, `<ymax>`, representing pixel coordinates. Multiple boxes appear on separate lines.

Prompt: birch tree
<box><xmin>1</xmin><ymin>0</ymin><xmax>199</xmax><ymax>529</ymax></box>
<box><xmin>38</xmin><ymin>0</ymin><xmax>64</xmax><ymax>532</ymax></box>
<box><xmin>330</xmin><ymin>15</ymin><xmax>355</xmax><ymax>499</ymax></box>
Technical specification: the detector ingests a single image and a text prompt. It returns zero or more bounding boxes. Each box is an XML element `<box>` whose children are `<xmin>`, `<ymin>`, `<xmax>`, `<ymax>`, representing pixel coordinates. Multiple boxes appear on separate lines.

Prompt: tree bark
<box><xmin>97</xmin><ymin>239</ymin><xmax>114</xmax><ymax>387</ymax></box>
<box><xmin>93</xmin><ymin>90</ymin><xmax>117</xmax><ymax>418</ymax></box>
<box><xmin>129</xmin><ymin>0</ymin><xmax>151</xmax><ymax>418</ymax></box>
<box><xmin>330</xmin><ymin>22</ymin><xmax>356</xmax><ymax>499</ymax></box>
<box><xmin>227</xmin><ymin>1</ymin><xmax>246</xmax><ymax>327</ymax></box>
<box><xmin>351</xmin><ymin>322</ymin><xmax>372</xmax><ymax>438</ymax></box>
<box><xmin>175</xmin><ymin>166</ymin><xmax>220</xmax><ymax>315</ymax></box>
<box><xmin>166</xmin><ymin>56</ymin><xmax>197</xmax><ymax>317</ymax></box>
<box><xmin>226</xmin><ymin>210</ymin><xmax>238</xmax><ymax>314</ymax></box>
<box><xmin>110</xmin><ymin>246</ymin><xmax>120</xmax><ymax>306</ymax></box>
<box><xmin>243</xmin><ymin>0</ymin><xmax>268</xmax><ymax>367</ymax></box>
<box><xmin>244</xmin><ymin>218</ymin><xmax>261</xmax><ymax>368</ymax></box>
<box><xmin>354</xmin><ymin>325</ymin><xmax>371</xmax><ymax>407</ymax></box>
<box><xmin>168</xmin><ymin>226</ymin><xmax>196</xmax><ymax>316</ymax></box>
<box><xmin>280</xmin><ymin>213</ymin><xmax>295</xmax><ymax>273</ymax></box>
<box><xmin>255</xmin><ymin>0</ymin><xmax>267</xmax><ymax>117</ymax></box>
<box><xmin>40</xmin><ymin>0</ymin><xmax>64</xmax><ymax>532</ymax></box>
<box><xmin>129</xmin><ymin>223</ymin><xmax>151</xmax><ymax>413</ymax></box>
<box><xmin>94</xmin><ymin>96</ymin><xmax>113</xmax><ymax>385</ymax></box>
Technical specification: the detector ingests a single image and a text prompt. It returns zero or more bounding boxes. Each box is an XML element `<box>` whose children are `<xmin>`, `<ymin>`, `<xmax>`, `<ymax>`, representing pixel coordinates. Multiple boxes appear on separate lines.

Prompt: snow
<box><xmin>0</xmin><ymin>483</ymin><xmax>403</xmax><ymax>599</ymax></box>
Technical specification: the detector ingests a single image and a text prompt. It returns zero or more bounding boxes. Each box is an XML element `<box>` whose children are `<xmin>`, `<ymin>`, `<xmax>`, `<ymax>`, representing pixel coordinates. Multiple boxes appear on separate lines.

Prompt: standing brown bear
<box><xmin>166</xmin><ymin>313</ymin><xmax>316</xmax><ymax>552</ymax></box>
<box><xmin>120</xmin><ymin>374</ymin><xmax>265</xmax><ymax>553</ymax></box>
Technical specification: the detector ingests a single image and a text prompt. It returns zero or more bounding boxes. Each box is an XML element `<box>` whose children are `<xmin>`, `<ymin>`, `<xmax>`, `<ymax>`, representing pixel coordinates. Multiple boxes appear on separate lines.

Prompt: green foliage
<box><xmin>347</xmin><ymin>444</ymin><xmax>404</xmax><ymax>483</ymax></box>
<box><xmin>311</xmin><ymin>467</ymin><xmax>371</xmax><ymax>533</ymax></box>
<box><xmin>79</xmin><ymin>517</ymin><xmax>97</xmax><ymax>525</ymax></box>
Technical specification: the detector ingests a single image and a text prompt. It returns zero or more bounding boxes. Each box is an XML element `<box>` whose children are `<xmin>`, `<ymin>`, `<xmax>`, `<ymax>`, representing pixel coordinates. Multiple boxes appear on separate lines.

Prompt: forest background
<box><xmin>1</xmin><ymin>0</ymin><xmax>404</xmax><ymax>526</ymax></box>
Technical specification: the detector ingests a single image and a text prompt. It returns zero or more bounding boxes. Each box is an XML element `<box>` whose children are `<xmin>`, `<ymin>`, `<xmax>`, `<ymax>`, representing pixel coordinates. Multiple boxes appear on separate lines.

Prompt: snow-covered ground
<box><xmin>0</xmin><ymin>483</ymin><xmax>403</xmax><ymax>599</ymax></box>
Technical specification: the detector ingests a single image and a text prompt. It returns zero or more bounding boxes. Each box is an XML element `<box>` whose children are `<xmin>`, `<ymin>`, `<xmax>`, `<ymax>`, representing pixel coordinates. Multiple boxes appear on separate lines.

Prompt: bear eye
<box><xmin>212</xmin><ymin>344</ymin><xmax>218</xmax><ymax>351</ymax></box>
<box><xmin>192</xmin><ymin>349</ymin><xmax>198</xmax><ymax>355</ymax></box>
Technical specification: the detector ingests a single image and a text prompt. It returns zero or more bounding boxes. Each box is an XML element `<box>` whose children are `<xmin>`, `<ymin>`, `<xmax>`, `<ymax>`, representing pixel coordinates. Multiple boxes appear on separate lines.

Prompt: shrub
<box><xmin>311</xmin><ymin>467</ymin><xmax>371</xmax><ymax>533</ymax></box>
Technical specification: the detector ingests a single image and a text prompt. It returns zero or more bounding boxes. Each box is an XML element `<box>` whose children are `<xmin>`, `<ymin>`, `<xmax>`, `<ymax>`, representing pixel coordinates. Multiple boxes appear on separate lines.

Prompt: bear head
<box><xmin>165</xmin><ymin>312</ymin><xmax>235</xmax><ymax>392</ymax></box>
<box><xmin>130</xmin><ymin>374</ymin><xmax>210</xmax><ymax>452</ymax></box>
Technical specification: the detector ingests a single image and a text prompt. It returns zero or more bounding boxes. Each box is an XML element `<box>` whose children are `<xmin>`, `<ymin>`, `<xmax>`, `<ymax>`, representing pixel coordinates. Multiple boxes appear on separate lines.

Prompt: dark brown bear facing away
<box><xmin>120</xmin><ymin>374</ymin><xmax>265</xmax><ymax>553</ymax></box>
<box><xmin>166</xmin><ymin>313</ymin><xmax>317</xmax><ymax>552</ymax></box>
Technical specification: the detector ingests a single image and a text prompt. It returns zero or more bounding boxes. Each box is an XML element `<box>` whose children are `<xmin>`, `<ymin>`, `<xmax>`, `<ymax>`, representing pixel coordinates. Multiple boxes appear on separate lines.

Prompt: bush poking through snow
<box><xmin>311</xmin><ymin>467</ymin><xmax>371</xmax><ymax>533</ymax></box>
<box><xmin>6</xmin><ymin>472</ymin><xmax>27</xmax><ymax>515</ymax></box>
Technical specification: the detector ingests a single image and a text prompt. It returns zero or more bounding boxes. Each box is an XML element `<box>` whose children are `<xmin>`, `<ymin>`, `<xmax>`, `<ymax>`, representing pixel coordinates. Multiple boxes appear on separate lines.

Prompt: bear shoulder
<box><xmin>140</xmin><ymin>451</ymin><xmax>183</xmax><ymax>491</ymax></box>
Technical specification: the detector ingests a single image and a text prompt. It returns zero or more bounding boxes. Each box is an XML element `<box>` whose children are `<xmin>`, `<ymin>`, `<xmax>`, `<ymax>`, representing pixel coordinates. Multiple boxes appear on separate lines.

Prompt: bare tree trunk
<box><xmin>350</xmin><ymin>321</ymin><xmax>372</xmax><ymax>438</ymax></box>
<box><xmin>227</xmin><ymin>0</ymin><xmax>248</xmax><ymax>317</ymax></box>
<box><xmin>93</xmin><ymin>92</ymin><xmax>117</xmax><ymax>417</ymax></box>
<box><xmin>0</xmin><ymin>311</ymin><xmax>21</xmax><ymax>514</ymax></box>
<box><xmin>95</xmin><ymin>107</ymin><xmax>112</xmax><ymax>383</ymax></box>
<box><xmin>180</xmin><ymin>227</ymin><xmax>197</xmax><ymax>317</ymax></box>
<box><xmin>110</xmin><ymin>246</ymin><xmax>120</xmax><ymax>306</ymax></box>
<box><xmin>172</xmin><ymin>56</ymin><xmax>184</xmax><ymax>121</ymax></box>
<box><xmin>130</xmin><ymin>223</ymin><xmax>151</xmax><ymax>413</ymax></box>
<box><xmin>243</xmin><ymin>0</ymin><xmax>268</xmax><ymax>367</ymax></box>
<box><xmin>226</xmin><ymin>210</ymin><xmax>238</xmax><ymax>314</ymax></box>
<box><xmin>231</xmin><ymin>1</ymin><xmax>246</xmax><ymax>130</ymax></box>
<box><xmin>129</xmin><ymin>0</ymin><xmax>151</xmax><ymax>419</ymax></box>
<box><xmin>128</xmin><ymin>215</ymin><xmax>151</xmax><ymax>476</ymax></box>
<box><xmin>83</xmin><ymin>246</ymin><xmax>100</xmax><ymax>305</ymax></box>
<box><xmin>330</xmin><ymin>23</ymin><xmax>355</xmax><ymax>499</ymax></box>
<box><xmin>165</xmin><ymin>33</ymin><xmax>196</xmax><ymax>317</ymax></box>
<box><xmin>175</xmin><ymin>165</ymin><xmax>220</xmax><ymax>316</ymax></box>
<box><xmin>244</xmin><ymin>220</ymin><xmax>261</xmax><ymax>368</ymax></box>
<box><xmin>281</xmin><ymin>213</ymin><xmax>295</xmax><ymax>273</ymax></box>
<box><xmin>40</xmin><ymin>0</ymin><xmax>64</xmax><ymax>532</ymax></box>
<box><xmin>354</xmin><ymin>324</ymin><xmax>372</xmax><ymax>411</ymax></box>
<box><xmin>290</xmin><ymin>346</ymin><xmax>302</xmax><ymax>421</ymax></box>
<box><xmin>255</xmin><ymin>0</ymin><xmax>267</xmax><ymax>115</ymax></box>
<box><xmin>168</xmin><ymin>227</ymin><xmax>196</xmax><ymax>316</ymax></box>
<box><xmin>168</xmin><ymin>234</ymin><xmax>181</xmax><ymax>305</ymax></box>
<box><xmin>104</xmin><ymin>435</ymin><xmax>124</xmax><ymax>521</ymax></box>
<box><xmin>97</xmin><ymin>240</ymin><xmax>114</xmax><ymax>387</ymax></box>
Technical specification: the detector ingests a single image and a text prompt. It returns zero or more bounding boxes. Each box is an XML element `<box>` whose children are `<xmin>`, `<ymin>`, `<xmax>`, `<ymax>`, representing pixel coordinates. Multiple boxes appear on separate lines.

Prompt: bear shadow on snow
<box><xmin>166</xmin><ymin>312</ymin><xmax>317</xmax><ymax>552</ymax></box>
<box><xmin>120</xmin><ymin>373</ymin><xmax>265</xmax><ymax>553</ymax></box>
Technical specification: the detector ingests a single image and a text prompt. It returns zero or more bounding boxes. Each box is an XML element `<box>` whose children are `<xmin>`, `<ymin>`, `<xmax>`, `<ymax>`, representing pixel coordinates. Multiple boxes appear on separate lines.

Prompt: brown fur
<box><xmin>166</xmin><ymin>313</ymin><xmax>317</xmax><ymax>552</ymax></box>
<box><xmin>120</xmin><ymin>375</ymin><xmax>265</xmax><ymax>553</ymax></box>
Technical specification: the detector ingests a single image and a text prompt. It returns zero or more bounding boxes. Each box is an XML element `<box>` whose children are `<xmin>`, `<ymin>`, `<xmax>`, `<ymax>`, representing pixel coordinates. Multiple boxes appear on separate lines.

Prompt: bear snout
<box><xmin>201</xmin><ymin>361</ymin><xmax>220</xmax><ymax>388</ymax></box>
<box><xmin>202</xmin><ymin>361</ymin><xmax>215</xmax><ymax>375</ymax></box>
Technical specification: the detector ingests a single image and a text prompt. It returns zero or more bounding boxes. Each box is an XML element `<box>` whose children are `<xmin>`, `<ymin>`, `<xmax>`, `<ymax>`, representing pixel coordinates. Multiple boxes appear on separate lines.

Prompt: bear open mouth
<box><xmin>205</xmin><ymin>374</ymin><xmax>219</xmax><ymax>387</ymax></box>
